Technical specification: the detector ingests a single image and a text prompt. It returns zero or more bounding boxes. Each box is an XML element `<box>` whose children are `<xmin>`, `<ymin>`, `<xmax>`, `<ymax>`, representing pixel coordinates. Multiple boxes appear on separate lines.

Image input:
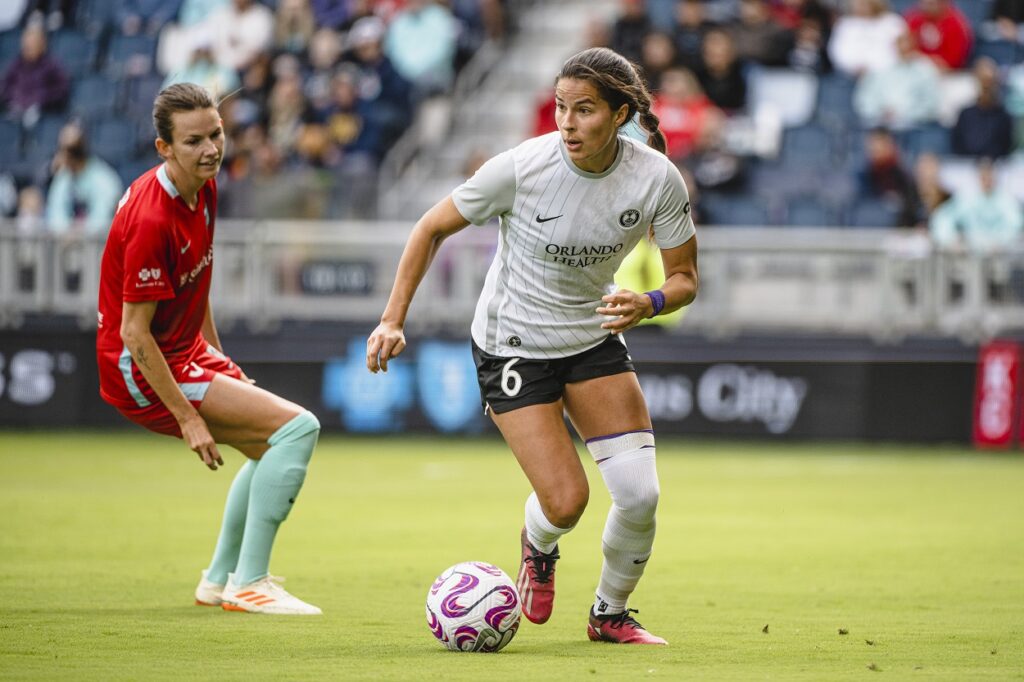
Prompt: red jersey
<box><xmin>96</xmin><ymin>164</ymin><xmax>218</xmax><ymax>409</ymax></box>
<box><xmin>905</xmin><ymin>5</ymin><xmax>973</xmax><ymax>70</ymax></box>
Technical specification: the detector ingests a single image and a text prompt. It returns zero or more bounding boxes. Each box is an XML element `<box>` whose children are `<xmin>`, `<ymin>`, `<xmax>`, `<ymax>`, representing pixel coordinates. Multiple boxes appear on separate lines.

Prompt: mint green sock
<box><xmin>234</xmin><ymin>411</ymin><xmax>320</xmax><ymax>585</ymax></box>
<box><xmin>205</xmin><ymin>459</ymin><xmax>256</xmax><ymax>585</ymax></box>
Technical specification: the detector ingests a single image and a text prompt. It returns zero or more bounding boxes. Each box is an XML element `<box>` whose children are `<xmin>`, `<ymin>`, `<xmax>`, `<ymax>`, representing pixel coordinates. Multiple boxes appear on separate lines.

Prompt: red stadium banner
<box><xmin>972</xmin><ymin>340</ymin><xmax>1021</xmax><ymax>449</ymax></box>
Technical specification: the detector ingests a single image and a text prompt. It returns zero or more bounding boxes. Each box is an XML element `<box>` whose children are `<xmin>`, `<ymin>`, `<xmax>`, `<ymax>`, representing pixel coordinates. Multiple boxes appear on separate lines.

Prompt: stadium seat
<box><xmin>748</xmin><ymin>67</ymin><xmax>819</xmax><ymax>129</ymax></box>
<box><xmin>973</xmin><ymin>40</ymin><xmax>1021</xmax><ymax>67</ymax></box>
<box><xmin>815</xmin><ymin>73</ymin><xmax>858</xmax><ymax>125</ymax></box>
<box><xmin>780</xmin><ymin>123</ymin><xmax>836</xmax><ymax>168</ymax></box>
<box><xmin>785</xmin><ymin>197</ymin><xmax>839</xmax><ymax>227</ymax></box>
<box><xmin>959</xmin><ymin>0</ymin><xmax>994</xmax><ymax>29</ymax></box>
<box><xmin>70</xmin><ymin>74</ymin><xmax>119</xmax><ymax>119</ymax></box>
<box><xmin>897</xmin><ymin>123</ymin><xmax>952</xmax><ymax>160</ymax></box>
<box><xmin>105</xmin><ymin>34</ymin><xmax>157</xmax><ymax>78</ymax></box>
<box><xmin>121</xmin><ymin>74</ymin><xmax>164</xmax><ymax>118</ymax></box>
<box><xmin>701</xmin><ymin>193</ymin><xmax>773</xmax><ymax>226</ymax></box>
<box><xmin>116</xmin><ymin>157</ymin><xmax>157</xmax><ymax>186</ymax></box>
<box><xmin>21</xmin><ymin>114</ymin><xmax>66</xmax><ymax>171</ymax></box>
<box><xmin>0</xmin><ymin>29</ymin><xmax>20</xmax><ymax>67</ymax></box>
<box><xmin>49</xmin><ymin>30</ymin><xmax>97</xmax><ymax>78</ymax></box>
<box><xmin>0</xmin><ymin>120</ymin><xmax>21</xmax><ymax>172</ymax></box>
<box><xmin>846</xmin><ymin>200</ymin><xmax>900</xmax><ymax>228</ymax></box>
<box><xmin>89</xmin><ymin>117</ymin><xmax>137</xmax><ymax>165</ymax></box>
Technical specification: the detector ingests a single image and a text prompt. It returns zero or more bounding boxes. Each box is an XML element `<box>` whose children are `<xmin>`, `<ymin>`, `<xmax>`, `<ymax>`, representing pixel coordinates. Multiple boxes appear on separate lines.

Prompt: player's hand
<box><xmin>596</xmin><ymin>289</ymin><xmax>653</xmax><ymax>334</ymax></box>
<box><xmin>179</xmin><ymin>412</ymin><xmax>223</xmax><ymax>471</ymax></box>
<box><xmin>366</xmin><ymin>321</ymin><xmax>406</xmax><ymax>373</ymax></box>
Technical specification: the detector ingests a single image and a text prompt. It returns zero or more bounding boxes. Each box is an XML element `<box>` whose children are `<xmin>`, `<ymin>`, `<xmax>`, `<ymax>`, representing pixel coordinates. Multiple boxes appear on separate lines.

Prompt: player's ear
<box><xmin>613</xmin><ymin>103</ymin><xmax>629</xmax><ymax>128</ymax></box>
<box><xmin>154</xmin><ymin>136</ymin><xmax>172</xmax><ymax>161</ymax></box>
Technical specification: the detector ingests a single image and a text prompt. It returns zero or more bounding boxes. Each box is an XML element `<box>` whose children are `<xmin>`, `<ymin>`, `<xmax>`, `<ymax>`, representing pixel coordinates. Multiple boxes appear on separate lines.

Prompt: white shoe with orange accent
<box><xmin>194</xmin><ymin>570</ymin><xmax>225</xmax><ymax>606</ymax></box>
<box><xmin>220</xmin><ymin>574</ymin><xmax>322</xmax><ymax>615</ymax></box>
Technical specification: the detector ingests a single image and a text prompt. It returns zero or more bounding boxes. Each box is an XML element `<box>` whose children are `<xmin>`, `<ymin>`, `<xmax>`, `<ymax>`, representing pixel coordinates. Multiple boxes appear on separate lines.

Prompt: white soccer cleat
<box><xmin>220</xmin><ymin>574</ymin><xmax>322</xmax><ymax>615</ymax></box>
<box><xmin>194</xmin><ymin>569</ymin><xmax>225</xmax><ymax>606</ymax></box>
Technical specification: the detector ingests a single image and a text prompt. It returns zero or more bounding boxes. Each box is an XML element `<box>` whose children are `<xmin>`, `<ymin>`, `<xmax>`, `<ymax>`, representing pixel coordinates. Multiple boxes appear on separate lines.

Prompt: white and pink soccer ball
<box><xmin>425</xmin><ymin>561</ymin><xmax>522</xmax><ymax>652</ymax></box>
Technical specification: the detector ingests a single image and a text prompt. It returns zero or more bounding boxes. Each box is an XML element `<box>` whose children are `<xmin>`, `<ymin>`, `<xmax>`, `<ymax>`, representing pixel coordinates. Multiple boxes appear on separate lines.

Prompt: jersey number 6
<box><xmin>501</xmin><ymin>358</ymin><xmax>522</xmax><ymax>397</ymax></box>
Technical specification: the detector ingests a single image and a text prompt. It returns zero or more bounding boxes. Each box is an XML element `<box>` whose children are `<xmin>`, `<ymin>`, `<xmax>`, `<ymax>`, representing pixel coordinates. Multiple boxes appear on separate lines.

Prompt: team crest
<box><xmin>618</xmin><ymin>209</ymin><xmax>641</xmax><ymax>228</ymax></box>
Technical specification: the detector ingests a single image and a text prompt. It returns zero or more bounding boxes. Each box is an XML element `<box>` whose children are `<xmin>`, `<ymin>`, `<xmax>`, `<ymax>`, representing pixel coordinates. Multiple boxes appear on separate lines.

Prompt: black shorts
<box><xmin>471</xmin><ymin>335</ymin><xmax>635</xmax><ymax>414</ymax></box>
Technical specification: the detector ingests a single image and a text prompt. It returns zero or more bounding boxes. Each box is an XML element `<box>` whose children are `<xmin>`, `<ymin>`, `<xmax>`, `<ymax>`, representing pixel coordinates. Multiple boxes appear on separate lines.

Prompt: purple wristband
<box><xmin>645</xmin><ymin>289</ymin><xmax>666</xmax><ymax>317</ymax></box>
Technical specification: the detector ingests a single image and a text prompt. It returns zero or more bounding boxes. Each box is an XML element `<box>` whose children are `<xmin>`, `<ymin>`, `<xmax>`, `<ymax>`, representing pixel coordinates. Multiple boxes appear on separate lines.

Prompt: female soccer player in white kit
<box><xmin>366</xmin><ymin>47</ymin><xmax>698</xmax><ymax>644</ymax></box>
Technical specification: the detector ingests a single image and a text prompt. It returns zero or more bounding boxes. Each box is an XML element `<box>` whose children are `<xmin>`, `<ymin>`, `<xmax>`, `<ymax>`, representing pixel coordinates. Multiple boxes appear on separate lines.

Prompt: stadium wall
<box><xmin>0</xmin><ymin>325</ymin><xmax>975</xmax><ymax>443</ymax></box>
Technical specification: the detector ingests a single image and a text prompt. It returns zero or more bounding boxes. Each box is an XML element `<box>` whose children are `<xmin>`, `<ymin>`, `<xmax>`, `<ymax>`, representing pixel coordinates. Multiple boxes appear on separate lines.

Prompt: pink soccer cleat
<box><xmin>516</xmin><ymin>527</ymin><xmax>559</xmax><ymax>624</ymax></box>
<box><xmin>587</xmin><ymin>608</ymin><xmax>668</xmax><ymax>645</ymax></box>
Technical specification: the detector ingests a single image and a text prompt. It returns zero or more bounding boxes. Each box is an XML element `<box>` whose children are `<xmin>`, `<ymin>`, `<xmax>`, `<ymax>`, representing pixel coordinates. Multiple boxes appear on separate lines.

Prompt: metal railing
<box><xmin>1</xmin><ymin>220</ymin><xmax>1021</xmax><ymax>342</ymax></box>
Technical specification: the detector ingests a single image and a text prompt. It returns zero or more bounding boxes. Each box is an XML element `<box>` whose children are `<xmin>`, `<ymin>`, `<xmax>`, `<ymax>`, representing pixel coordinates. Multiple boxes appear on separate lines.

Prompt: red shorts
<box><xmin>114</xmin><ymin>344</ymin><xmax>244</xmax><ymax>437</ymax></box>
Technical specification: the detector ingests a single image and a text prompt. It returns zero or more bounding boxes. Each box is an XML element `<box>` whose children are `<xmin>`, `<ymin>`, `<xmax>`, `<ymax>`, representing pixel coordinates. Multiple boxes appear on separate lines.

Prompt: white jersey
<box><xmin>451</xmin><ymin>132</ymin><xmax>695</xmax><ymax>359</ymax></box>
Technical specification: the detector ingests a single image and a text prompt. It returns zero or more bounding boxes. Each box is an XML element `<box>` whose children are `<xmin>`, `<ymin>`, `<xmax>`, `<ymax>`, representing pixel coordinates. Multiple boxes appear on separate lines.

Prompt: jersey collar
<box><xmin>156</xmin><ymin>163</ymin><xmax>180</xmax><ymax>199</ymax></box>
<box><xmin>559</xmin><ymin>135</ymin><xmax>625</xmax><ymax>179</ymax></box>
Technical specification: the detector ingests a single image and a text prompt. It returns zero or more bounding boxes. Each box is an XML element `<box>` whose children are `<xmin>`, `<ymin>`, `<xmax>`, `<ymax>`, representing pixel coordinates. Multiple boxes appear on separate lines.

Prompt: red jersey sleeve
<box><xmin>122</xmin><ymin>217</ymin><xmax>177</xmax><ymax>302</ymax></box>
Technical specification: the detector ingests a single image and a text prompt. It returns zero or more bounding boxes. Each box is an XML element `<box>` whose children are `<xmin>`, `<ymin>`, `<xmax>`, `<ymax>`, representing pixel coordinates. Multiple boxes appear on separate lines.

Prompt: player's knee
<box><xmin>617</xmin><ymin>478</ymin><xmax>659</xmax><ymax>523</ymax></box>
<box><xmin>545</xmin><ymin>486</ymin><xmax>588</xmax><ymax>528</ymax></box>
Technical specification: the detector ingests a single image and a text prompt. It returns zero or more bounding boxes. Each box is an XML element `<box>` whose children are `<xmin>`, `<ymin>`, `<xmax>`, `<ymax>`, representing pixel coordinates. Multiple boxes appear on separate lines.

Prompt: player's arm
<box><xmin>599</xmin><ymin>236</ymin><xmax>698</xmax><ymax>334</ymax></box>
<box><xmin>366</xmin><ymin>195</ymin><xmax>470</xmax><ymax>373</ymax></box>
<box><xmin>121</xmin><ymin>300</ymin><xmax>223</xmax><ymax>470</ymax></box>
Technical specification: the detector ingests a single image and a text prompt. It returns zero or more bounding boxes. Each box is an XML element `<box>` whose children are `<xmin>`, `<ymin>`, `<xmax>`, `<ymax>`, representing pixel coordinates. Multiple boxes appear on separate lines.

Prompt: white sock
<box><xmin>587</xmin><ymin>430</ymin><xmax>659</xmax><ymax>616</ymax></box>
<box><xmin>524</xmin><ymin>491</ymin><xmax>572</xmax><ymax>554</ymax></box>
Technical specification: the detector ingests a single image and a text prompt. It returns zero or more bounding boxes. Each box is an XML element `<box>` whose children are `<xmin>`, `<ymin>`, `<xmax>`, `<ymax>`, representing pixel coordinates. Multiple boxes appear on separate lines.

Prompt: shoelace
<box><xmin>602</xmin><ymin>608</ymin><xmax>643</xmax><ymax>630</ymax></box>
<box><xmin>524</xmin><ymin>546</ymin><xmax>560</xmax><ymax>584</ymax></box>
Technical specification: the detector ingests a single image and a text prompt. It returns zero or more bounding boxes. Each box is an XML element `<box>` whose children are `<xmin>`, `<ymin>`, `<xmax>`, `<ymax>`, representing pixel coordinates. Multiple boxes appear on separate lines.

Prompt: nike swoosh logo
<box><xmin>536</xmin><ymin>214</ymin><xmax>563</xmax><ymax>223</ymax></box>
<box><xmin>633</xmin><ymin>556</ymin><xmax>650</xmax><ymax>565</ymax></box>
<box><xmin>180</xmin><ymin>241</ymin><xmax>191</xmax><ymax>254</ymax></box>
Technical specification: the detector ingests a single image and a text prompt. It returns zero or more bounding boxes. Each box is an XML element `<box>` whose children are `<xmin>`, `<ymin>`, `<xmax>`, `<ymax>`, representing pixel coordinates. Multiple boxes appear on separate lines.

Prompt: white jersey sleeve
<box><xmin>650</xmin><ymin>163</ymin><xmax>695</xmax><ymax>249</ymax></box>
<box><xmin>451</xmin><ymin>150</ymin><xmax>516</xmax><ymax>226</ymax></box>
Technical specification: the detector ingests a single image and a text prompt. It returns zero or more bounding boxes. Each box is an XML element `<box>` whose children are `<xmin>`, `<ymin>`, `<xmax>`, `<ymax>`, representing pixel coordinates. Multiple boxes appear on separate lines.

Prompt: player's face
<box><xmin>555</xmin><ymin>78</ymin><xmax>628</xmax><ymax>174</ymax></box>
<box><xmin>163</xmin><ymin>107</ymin><xmax>224</xmax><ymax>183</ymax></box>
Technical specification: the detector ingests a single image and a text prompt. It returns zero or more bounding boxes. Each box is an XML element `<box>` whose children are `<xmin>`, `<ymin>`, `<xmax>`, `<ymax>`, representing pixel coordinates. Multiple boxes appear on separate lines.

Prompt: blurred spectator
<box><xmin>828</xmin><ymin>0</ymin><xmax>905</xmax><ymax>78</ymax></box>
<box><xmin>695</xmin><ymin>28</ymin><xmax>747</xmax><ymax>112</ymax></box>
<box><xmin>115</xmin><ymin>0</ymin><xmax>182</xmax><ymax>37</ymax></box>
<box><xmin>209</xmin><ymin>0</ymin><xmax>274</xmax><ymax>72</ymax></box>
<box><xmin>162</xmin><ymin>39</ymin><xmax>240</xmax><ymax>100</ymax></box>
<box><xmin>385</xmin><ymin>0</ymin><xmax>459</xmax><ymax>98</ymax></box>
<box><xmin>45</xmin><ymin>122</ymin><xmax>123</xmax><ymax>235</ymax></box>
<box><xmin>728</xmin><ymin>0</ymin><xmax>794</xmax><ymax>66</ymax></box>
<box><xmin>673</xmin><ymin>0</ymin><xmax>716</xmax><ymax>72</ymax></box>
<box><xmin>310</xmin><ymin>0</ymin><xmax>353</xmax><ymax>29</ymax></box>
<box><xmin>951</xmin><ymin>58</ymin><xmax>1014</xmax><ymax>159</ymax></box>
<box><xmin>685</xmin><ymin>113</ymin><xmax>745</xmax><ymax>192</ymax></box>
<box><xmin>156</xmin><ymin>0</ymin><xmax>229</xmax><ymax>74</ymax></box>
<box><xmin>639</xmin><ymin>31</ymin><xmax>677</xmax><ymax>90</ymax></box>
<box><xmin>788</xmin><ymin>16</ymin><xmax>831</xmax><ymax>73</ymax></box>
<box><xmin>274</xmin><ymin>0</ymin><xmax>315</xmax><ymax>57</ymax></box>
<box><xmin>532</xmin><ymin>92</ymin><xmax>557</xmax><ymax>138</ymax></box>
<box><xmin>769</xmin><ymin>0</ymin><xmax>833</xmax><ymax>32</ymax></box>
<box><xmin>343</xmin><ymin>16</ymin><xmax>412</xmax><ymax>155</ymax></box>
<box><xmin>904</xmin><ymin>0</ymin><xmax>973</xmax><ymax>71</ymax></box>
<box><xmin>304</xmin><ymin>27</ymin><xmax>344</xmax><ymax>112</ymax></box>
<box><xmin>220</xmin><ymin>129</ymin><xmax>326</xmax><ymax>219</ymax></box>
<box><xmin>652</xmin><ymin>66</ymin><xmax>724</xmax><ymax>161</ymax></box>
<box><xmin>991</xmin><ymin>0</ymin><xmax>1024</xmax><ymax>41</ymax></box>
<box><xmin>610</xmin><ymin>0</ymin><xmax>652</xmax><ymax>65</ymax></box>
<box><xmin>854</xmin><ymin>32</ymin><xmax>940</xmax><ymax>131</ymax></box>
<box><xmin>913</xmin><ymin>152</ymin><xmax>951</xmax><ymax>227</ymax></box>
<box><xmin>0</xmin><ymin>21</ymin><xmax>69</xmax><ymax>126</ymax></box>
<box><xmin>451</xmin><ymin>0</ymin><xmax>505</xmax><ymax>72</ymax></box>
<box><xmin>857</xmin><ymin>127</ymin><xmax>920</xmax><ymax>227</ymax></box>
<box><xmin>17</xmin><ymin>185</ymin><xmax>45</xmax><ymax>234</ymax></box>
<box><xmin>22</xmin><ymin>0</ymin><xmax>76</xmax><ymax>31</ymax></box>
<box><xmin>0</xmin><ymin>1</ymin><xmax>28</xmax><ymax>31</ymax></box>
<box><xmin>266</xmin><ymin>56</ymin><xmax>309</xmax><ymax>151</ymax></box>
<box><xmin>931</xmin><ymin>159</ymin><xmax>1024</xmax><ymax>252</ymax></box>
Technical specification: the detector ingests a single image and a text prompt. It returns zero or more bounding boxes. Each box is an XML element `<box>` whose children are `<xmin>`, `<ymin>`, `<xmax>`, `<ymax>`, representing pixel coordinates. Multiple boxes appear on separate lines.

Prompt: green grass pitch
<box><xmin>1</xmin><ymin>431</ymin><xmax>1022</xmax><ymax>680</ymax></box>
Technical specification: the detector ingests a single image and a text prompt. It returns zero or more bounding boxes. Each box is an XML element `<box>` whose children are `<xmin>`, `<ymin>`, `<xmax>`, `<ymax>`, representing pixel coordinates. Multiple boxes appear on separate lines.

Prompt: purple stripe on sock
<box><xmin>585</xmin><ymin>429</ymin><xmax>654</xmax><ymax>445</ymax></box>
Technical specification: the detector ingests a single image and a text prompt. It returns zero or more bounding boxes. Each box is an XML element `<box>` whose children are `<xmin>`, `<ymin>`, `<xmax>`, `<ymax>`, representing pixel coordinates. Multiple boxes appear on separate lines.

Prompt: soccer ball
<box><xmin>425</xmin><ymin>561</ymin><xmax>521</xmax><ymax>652</ymax></box>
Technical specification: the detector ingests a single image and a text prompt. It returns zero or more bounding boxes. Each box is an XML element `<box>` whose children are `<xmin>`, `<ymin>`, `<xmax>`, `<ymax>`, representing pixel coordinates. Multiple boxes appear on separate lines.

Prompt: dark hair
<box><xmin>557</xmin><ymin>47</ymin><xmax>667</xmax><ymax>154</ymax></box>
<box><xmin>152</xmin><ymin>83</ymin><xmax>215</xmax><ymax>144</ymax></box>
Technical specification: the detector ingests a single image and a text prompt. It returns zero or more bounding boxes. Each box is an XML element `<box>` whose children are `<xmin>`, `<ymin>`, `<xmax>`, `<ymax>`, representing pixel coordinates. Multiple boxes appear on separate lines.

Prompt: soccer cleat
<box><xmin>194</xmin><ymin>569</ymin><xmax>225</xmax><ymax>606</ymax></box>
<box><xmin>587</xmin><ymin>608</ymin><xmax>668</xmax><ymax>645</ymax></box>
<box><xmin>516</xmin><ymin>527</ymin><xmax>559</xmax><ymax>624</ymax></box>
<box><xmin>220</xmin><ymin>574</ymin><xmax>322</xmax><ymax>615</ymax></box>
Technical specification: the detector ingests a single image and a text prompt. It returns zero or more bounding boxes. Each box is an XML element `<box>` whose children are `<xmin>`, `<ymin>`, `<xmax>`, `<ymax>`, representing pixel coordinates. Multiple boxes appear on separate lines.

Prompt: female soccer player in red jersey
<box><xmin>96</xmin><ymin>83</ymin><xmax>321</xmax><ymax>615</ymax></box>
<box><xmin>367</xmin><ymin>47</ymin><xmax>699</xmax><ymax>644</ymax></box>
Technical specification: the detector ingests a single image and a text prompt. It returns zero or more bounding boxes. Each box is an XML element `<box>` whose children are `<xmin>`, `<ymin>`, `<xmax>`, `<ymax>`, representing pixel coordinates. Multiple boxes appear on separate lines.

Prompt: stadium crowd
<box><xmin>0</xmin><ymin>0</ymin><xmax>1023</xmax><ymax>248</ymax></box>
